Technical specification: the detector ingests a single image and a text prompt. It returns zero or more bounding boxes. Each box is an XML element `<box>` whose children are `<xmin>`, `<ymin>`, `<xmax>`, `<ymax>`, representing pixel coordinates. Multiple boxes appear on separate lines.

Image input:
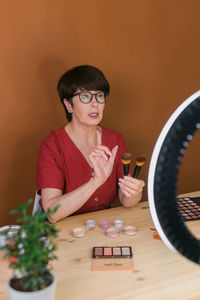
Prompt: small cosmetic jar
<box><xmin>123</xmin><ymin>225</ymin><xmax>137</xmax><ymax>236</ymax></box>
<box><xmin>72</xmin><ymin>227</ymin><xmax>86</xmax><ymax>238</ymax></box>
<box><xmin>105</xmin><ymin>227</ymin><xmax>120</xmax><ymax>238</ymax></box>
<box><xmin>86</xmin><ymin>219</ymin><xmax>96</xmax><ymax>228</ymax></box>
<box><xmin>0</xmin><ymin>225</ymin><xmax>20</xmax><ymax>247</ymax></box>
<box><xmin>100</xmin><ymin>221</ymin><xmax>111</xmax><ymax>230</ymax></box>
<box><xmin>114</xmin><ymin>220</ymin><xmax>123</xmax><ymax>228</ymax></box>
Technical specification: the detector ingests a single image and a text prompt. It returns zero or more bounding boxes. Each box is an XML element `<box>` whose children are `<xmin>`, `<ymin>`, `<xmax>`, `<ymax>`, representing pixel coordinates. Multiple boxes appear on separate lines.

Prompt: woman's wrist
<box><xmin>119</xmin><ymin>190</ymin><xmax>142</xmax><ymax>208</ymax></box>
<box><xmin>90</xmin><ymin>176</ymin><xmax>104</xmax><ymax>189</ymax></box>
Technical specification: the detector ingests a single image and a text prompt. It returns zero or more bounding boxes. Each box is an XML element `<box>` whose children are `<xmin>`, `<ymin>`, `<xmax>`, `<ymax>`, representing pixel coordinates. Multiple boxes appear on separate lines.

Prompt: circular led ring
<box><xmin>148</xmin><ymin>91</ymin><xmax>200</xmax><ymax>264</ymax></box>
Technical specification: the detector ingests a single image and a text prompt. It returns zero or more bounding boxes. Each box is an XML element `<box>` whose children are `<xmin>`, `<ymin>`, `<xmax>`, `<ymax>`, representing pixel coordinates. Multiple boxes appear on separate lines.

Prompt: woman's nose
<box><xmin>90</xmin><ymin>95</ymin><xmax>98</xmax><ymax>106</ymax></box>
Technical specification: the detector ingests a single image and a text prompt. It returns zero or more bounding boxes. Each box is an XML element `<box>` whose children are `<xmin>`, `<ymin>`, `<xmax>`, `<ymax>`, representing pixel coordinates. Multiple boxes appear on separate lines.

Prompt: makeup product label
<box><xmin>91</xmin><ymin>246</ymin><xmax>134</xmax><ymax>271</ymax></box>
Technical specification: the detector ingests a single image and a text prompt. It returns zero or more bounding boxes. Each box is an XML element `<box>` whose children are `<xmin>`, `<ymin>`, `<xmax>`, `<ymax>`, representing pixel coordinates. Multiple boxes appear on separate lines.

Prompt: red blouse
<box><xmin>36</xmin><ymin>126</ymin><xmax>129</xmax><ymax>215</ymax></box>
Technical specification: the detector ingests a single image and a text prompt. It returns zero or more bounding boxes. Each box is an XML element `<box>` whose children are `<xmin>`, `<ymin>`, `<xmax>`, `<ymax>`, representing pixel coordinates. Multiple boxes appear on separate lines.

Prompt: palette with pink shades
<box><xmin>93</xmin><ymin>246</ymin><xmax>132</xmax><ymax>258</ymax></box>
<box><xmin>177</xmin><ymin>197</ymin><xmax>200</xmax><ymax>221</ymax></box>
<box><xmin>92</xmin><ymin>246</ymin><xmax>134</xmax><ymax>271</ymax></box>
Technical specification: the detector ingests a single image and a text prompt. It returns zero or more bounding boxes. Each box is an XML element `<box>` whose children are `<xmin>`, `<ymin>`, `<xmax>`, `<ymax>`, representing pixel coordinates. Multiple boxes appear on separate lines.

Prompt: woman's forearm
<box><xmin>42</xmin><ymin>177</ymin><xmax>101</xmax><ymax>222</ymax></box>
<box><xmin>41</xmin><ymin>139</ymin><xmax>118</xmax><ymax>223</ymax></box>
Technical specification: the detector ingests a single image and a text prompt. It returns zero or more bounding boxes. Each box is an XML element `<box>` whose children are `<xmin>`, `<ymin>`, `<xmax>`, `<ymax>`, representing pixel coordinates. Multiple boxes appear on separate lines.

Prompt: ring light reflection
<box><xmin>148</xmin><ymin>91</ymin><xmax>200</xmax><ymax>264</ymax></box>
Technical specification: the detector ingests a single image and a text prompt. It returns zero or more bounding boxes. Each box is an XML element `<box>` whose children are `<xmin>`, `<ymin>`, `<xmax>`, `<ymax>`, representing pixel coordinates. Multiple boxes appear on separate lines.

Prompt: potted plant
<box><xmin>0</xmin><ymin>199</ymin><xmax>59</xmax><ymax>300</ymax></box>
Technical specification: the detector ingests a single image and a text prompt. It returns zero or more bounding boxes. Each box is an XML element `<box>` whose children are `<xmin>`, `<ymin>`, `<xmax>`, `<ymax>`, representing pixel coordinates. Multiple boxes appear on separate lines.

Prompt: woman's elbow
<box><xmin>47</xmin><ymin>214</ymin><xmax>58</xmax><ymax>224</ymax></box>
<box><xmin>43</xmin><ymin>203</ymin><xmax>62</xmax><ymax>223</ymax></box>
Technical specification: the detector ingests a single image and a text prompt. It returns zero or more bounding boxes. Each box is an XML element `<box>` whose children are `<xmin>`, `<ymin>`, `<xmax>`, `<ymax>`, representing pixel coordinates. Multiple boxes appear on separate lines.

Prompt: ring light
<box><xmin>148</xmin><ymin>91</ymin><xmax>200</xmax><ymax>264</ymax></box>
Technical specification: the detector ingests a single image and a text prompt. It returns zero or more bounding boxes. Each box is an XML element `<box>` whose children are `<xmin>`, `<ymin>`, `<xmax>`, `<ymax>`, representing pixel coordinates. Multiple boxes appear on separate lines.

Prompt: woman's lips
<box><xmin>88</xmin><ymin>113</ymin><xmax>99</xmax><ymax>118</ymax></box>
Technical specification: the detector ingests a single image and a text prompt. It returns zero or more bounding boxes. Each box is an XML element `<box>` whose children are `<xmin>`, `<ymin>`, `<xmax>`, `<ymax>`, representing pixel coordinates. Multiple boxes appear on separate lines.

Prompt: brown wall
<box><xmin>1</xmin><ymin>0</ymin><xmax>200</xmax><ymax>225</ymax></box>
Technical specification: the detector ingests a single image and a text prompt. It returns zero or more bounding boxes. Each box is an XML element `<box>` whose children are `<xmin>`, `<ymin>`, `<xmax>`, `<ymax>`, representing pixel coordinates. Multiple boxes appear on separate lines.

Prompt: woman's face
<box><xmin>66</xmin><ymin>90</ymin><xmax>106</xmax><ymax>127</ymax></box>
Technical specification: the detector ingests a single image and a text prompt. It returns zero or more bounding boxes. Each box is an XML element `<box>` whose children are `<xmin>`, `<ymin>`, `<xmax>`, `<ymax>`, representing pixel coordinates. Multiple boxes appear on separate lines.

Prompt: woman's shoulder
<box><xmin>40</xmin><ymin>126</ymin><xmax>66</xmax><ymax>149</ymax></box>
<box><xmin>101</xmin><ymin>126</ymin><xmax>128</xmax><ymax>152</ymax></box>
<box><xmin>101</xmin><ymin>126</ymin><xmax>124</xmax><ymax>139</ymax></box>
<box><xmin>101</xmin><ymin>126</ymin><xmax>126</xmax><ymax>147</ymax></box>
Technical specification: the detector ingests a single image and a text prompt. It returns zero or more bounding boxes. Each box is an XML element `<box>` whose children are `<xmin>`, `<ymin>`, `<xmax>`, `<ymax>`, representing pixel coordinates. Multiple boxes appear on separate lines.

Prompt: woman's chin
<box><xmin>87</xmin><ymin>117</ymin><xmax>102</xmax><ymax>125</ymax></box>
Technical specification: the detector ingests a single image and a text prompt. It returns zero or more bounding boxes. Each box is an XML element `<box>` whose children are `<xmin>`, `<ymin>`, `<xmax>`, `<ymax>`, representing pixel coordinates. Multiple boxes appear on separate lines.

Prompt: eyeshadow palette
<box><xmin>93</xmin><ymin>246</ymin><xmax>132</xmax><ymax>258</ymax></box>
<box><xmin>177</xmin><ymin>197</ymin><xmax>200</xmax><ymax>221</ymax></box>
<box><xmin>91</xmin><ymin>246</ymin><xmax>134</xmax><ymax>271</ymax></box>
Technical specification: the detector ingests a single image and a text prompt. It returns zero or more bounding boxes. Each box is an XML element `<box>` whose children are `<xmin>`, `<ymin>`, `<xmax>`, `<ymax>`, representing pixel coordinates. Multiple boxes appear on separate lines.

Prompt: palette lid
<box><xmin>148</xmin><ymin>90</ymin><xmax>200</xmax><ymax>264</ymax></box>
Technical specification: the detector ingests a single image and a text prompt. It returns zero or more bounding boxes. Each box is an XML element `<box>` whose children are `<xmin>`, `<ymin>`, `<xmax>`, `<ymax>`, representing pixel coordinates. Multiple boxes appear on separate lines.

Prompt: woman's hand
<box><xmin>119</xmin><ymin>176</ymin><xmax>145</xmax><ymax>197</ymax></box>
<box><xmin>118</xmin><ymin>176</ymin><xmax>145</xmax><ymax>207</ymax></box>
<box><xmin>89</xmin><ymin>131</ymin><xmax>118</xmax><ymax>186</ymax></box>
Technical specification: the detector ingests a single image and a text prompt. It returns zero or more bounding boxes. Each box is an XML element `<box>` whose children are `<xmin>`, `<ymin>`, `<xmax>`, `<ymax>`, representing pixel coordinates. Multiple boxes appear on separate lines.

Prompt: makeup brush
<box><xmin>132</xmin><ymin>155</ymin><xmax>147</xmax><ymax>178</ymax></box>
<box><xmin>121</xmin><ymin>153</ymin><xmax>132</xmax><ymax>176</ymax></box>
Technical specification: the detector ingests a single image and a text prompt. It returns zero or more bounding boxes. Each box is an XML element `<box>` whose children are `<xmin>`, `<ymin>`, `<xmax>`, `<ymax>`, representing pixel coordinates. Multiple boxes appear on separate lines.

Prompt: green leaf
<box><xmin>0</xmin><ymin>199</ymin><xmax>59</xmax><ymax>291</ymax></box>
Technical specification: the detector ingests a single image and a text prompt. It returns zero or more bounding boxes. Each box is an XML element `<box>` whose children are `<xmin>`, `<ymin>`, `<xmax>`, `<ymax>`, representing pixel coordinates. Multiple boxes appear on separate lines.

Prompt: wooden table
<box><xmin>1</xmin><ymin>192</ymin><xmax>200</xmax><ymax>300</ymax></box>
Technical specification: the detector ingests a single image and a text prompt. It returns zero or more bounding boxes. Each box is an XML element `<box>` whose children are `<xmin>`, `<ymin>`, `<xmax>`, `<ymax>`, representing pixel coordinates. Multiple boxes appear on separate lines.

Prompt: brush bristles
<box><xmin>136</xmin><ymin>155</ymin><xmax>147</xmax><ymax>166</ymax></box>
<box><xmin>121</xmin><ymin>153</ymin><xmax>132</xmax><ymax>164</ymax></box>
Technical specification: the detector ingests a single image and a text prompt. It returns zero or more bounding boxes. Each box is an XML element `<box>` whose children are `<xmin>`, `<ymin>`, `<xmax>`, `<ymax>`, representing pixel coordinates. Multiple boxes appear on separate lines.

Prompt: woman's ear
<box><xmin>64</xmin><ymin>99</ymin><xmax>73</xmax><ymax>113</ymax></box>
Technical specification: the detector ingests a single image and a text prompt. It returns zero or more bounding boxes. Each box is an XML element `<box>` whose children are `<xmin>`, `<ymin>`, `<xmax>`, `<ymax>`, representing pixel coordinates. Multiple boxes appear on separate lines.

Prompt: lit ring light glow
<box><xmin>148</xmin><ymin>90</ymin><xmax>200</xmax><ymax>264</ymax></box>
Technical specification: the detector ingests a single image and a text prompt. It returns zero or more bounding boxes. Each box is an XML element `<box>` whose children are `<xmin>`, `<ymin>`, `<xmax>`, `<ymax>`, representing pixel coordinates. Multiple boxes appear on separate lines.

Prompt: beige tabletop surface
<box><xmin>0</xmin><ymin>191</ymin><xmax>200</xmax><ymax>300</ymax></box>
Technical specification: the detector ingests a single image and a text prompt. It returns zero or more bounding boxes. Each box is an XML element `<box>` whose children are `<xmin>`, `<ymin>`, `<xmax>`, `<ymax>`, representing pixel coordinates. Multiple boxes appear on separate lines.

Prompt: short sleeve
<box><xmin>36</xmin><ymin>137</ymin><xmax>65</xmax><ymax>192</ymax></box>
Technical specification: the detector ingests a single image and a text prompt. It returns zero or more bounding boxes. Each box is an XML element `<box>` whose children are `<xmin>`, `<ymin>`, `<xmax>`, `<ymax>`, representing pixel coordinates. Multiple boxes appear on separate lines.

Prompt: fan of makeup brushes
<box><xmin>121</xmin><ymin>153</ymin><xmax>147</xmax><ymax>178</ymax></box>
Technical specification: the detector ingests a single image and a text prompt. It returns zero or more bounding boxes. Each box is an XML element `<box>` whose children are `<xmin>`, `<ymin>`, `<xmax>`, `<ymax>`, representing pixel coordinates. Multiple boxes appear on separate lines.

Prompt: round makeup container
<box><xmin>114</xmin><ymin>220</ymin><xmax>123</xmax><ymax>228</ymax></box>
<box><xmin>0</xmin><ymin>225</ymin><xmax>20</xmax><ymax>247</ymax></box>
<box><xmin>100</xmin><ymin>221</ymin><xmax>111</xmax><ymax>230</ymax></box>
<box><xmin>105</xmin><ymin>227</ymin><xmax>120</xmax><ymax>238</ymax></box>
<box><xmin>86</xmin><ymin>219</ymin><xmax>96</xmax><ymax>228</ymax></box>
<box><xmin>123</xmin><ymin>225</ymin><xmax>137</xmax><ymax>236</ymax></box>
<box><xmin>72</xmin><ymin>227</ymin><xmax>86</xmax><ymax>238</ymax></box>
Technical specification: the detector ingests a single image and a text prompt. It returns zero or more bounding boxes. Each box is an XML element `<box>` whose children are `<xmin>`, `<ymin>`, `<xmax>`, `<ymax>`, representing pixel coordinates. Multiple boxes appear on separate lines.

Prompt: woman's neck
<box><xmin>65</xmin><ymin>123</ymin><xmax>101</xmax><ymax>146</ymax></box>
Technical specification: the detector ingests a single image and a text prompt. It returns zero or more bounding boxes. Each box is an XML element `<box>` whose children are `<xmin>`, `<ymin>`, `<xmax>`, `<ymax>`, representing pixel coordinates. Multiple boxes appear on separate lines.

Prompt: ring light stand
<box><xmin>148</xmin><ymin>91</ymin><xmax>200</xmax><ymax>264</ymax></box>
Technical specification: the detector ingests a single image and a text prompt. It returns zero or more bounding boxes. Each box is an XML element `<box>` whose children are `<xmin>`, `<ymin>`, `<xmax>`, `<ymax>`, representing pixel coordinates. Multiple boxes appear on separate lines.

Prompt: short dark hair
<box><xmin>57</xmin><ymin>65</ymin><xmax>110</xmax><ymax>122</ymax></box>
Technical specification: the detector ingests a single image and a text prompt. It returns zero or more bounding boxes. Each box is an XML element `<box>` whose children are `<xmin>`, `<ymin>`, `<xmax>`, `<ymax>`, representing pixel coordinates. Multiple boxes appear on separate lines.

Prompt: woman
<box><xmin>36</xmin><ymin>65</ymin><xmax>145</xmax><ymax>222</ymax></box>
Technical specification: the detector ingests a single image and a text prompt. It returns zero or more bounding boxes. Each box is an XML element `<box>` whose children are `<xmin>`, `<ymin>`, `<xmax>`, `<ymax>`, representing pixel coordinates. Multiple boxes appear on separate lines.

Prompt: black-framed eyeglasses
<box><xmin>72</xmin><ymin>91</ymin><xmax>107</xmax><ymax>104</ymax></box>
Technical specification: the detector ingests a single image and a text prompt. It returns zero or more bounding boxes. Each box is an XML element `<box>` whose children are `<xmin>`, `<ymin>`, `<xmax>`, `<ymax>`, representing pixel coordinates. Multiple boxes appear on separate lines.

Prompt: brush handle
<box><xmin>123</xmin><ymin>164</ymin><xmax>130</xmax><ymax>176</ymax></box>
<box><xmin>133</xmin><ymin>165</ymin><xmax>141</xmax><ymax>178</ymax></box>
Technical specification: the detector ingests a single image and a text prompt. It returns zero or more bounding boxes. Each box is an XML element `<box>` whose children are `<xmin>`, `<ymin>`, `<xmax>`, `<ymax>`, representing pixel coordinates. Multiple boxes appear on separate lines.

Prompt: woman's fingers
<box><xmin>93</xmin><ymin>133</ymin><xmax>117</xmax><ymax>160</ymax></box>
<box><xmin>89</xmin><ymin>152</ymin><xmax>102</xmax><ymax>170</ymax></box>
<box><xmin>92</xmin><ymin>149</ymin><xmax>109</xmax><ymax>160</ymax></box>
<box><xmin>108</xmin><ymin>145</ymin><xmax>118</xmax><ymax>163</ymax></box>
<box><xmin>96</xmin><ymin>145</ymin><xmax>112</xmax><ymax>157</ymax></box>
<box><xmin>96</xmin><ymin>130</ymin><xmax>113</xmax><ymax>156</ymax></box>
<box><xmin>119</xmin><ymin>183</ymin><xmax>136</xmax><ymax>195</ymax></box>
<box><xmin>89</xmin><ymin>145</ymin><xmax>118</xmax><ymax>163</ymax></box>
<box><xmin>118</xmin><ymin>184</ymin><xmax>132</xmax><ymax>197</ymax></box>
<box><xmin>93</xmin><ymin>145</ymin><xmax>118</xmax><ymax>163</ymax></box>
<box><xmin>120</xmin><ymin>177</ymin><xmax>145</xmax><ymax>188</ymax></box>
<box><xmin>96</xmin><ymin>130</ymin><xmax>102</xmax><ymax>146</ymax></box>
<box><xmin>119</xmin><ymin>177</ymin><xmax>145</xmax><ymax>195</ymax></box>
<box><xmin>89</xmin><ymin>145</ymin><xmax>118</xmax><ymax>176</ymax></box>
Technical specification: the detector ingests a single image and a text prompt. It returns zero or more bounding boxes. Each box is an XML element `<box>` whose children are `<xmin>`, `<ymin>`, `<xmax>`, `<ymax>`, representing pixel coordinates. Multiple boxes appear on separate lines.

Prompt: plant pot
<box><xmin>7</xmin><ymin>273</ymin><xmax>56</xmax><ymax>300</ymax></box>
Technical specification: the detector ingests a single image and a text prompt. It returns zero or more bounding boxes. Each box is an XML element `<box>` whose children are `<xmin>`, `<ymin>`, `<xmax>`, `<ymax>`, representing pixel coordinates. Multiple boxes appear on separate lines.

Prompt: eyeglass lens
<box><xmin>79</xmin><ymin>92</ymin><xmax>106</xmax><ymax>103</ymax></box>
